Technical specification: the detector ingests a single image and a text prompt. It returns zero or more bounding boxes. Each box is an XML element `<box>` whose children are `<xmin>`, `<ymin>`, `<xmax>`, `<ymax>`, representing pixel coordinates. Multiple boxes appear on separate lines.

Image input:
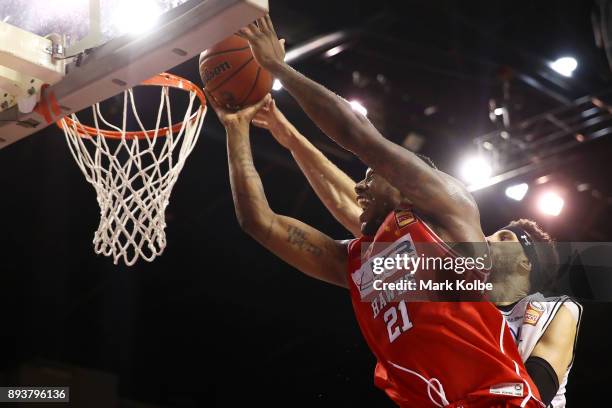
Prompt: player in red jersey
<box><xmin>206</xmin><ymin>14</ymin><xmax>578</xmax><ymax>407</ymax></box>
<box><xmin>250</xmin><ymin>99</ymin><xmax>580</xmax><ymax>408</ymax></box>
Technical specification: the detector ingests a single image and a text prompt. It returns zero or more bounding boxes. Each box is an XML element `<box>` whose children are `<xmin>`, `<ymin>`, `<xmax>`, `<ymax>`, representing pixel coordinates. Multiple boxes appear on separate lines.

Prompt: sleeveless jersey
<box><xmin>499</xmin><ymin>293</ymin><xmax>582</xmax><ymax>408</ymax></box>
<box><xmin>347</xmin><ymin>209</ymin><xmax>543</xmax><ymax>407</ymax></box>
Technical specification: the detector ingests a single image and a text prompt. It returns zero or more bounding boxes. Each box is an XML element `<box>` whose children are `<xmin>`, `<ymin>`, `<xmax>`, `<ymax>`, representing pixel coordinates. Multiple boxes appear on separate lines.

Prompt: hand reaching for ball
<box><xmin>251</xmin><ymin>97</ymin><xmax>298</xmax><ymax>149</ymax></box>
<box><xmin>238</xmin><ymin>14</ymin><xmax>286</xmax><ymax>73</ymax></box>
<box><xmin>206</xmin><ymin>90</ymin><xmax>272</xmax><ymax>131</ymax></box>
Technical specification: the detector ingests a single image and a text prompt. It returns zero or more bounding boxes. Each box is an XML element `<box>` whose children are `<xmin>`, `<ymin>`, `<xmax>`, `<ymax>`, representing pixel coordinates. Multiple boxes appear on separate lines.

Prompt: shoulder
<box><xmin>546</xmin><ymin>304</ymin><xmax>579</xmax><ymax>334</ymax></box>
<box><xmin>524</xmin><ymin>294</ymin><xmax>582</xmax><ymax>330</ymax></box>
<box><xmin>558</xmin><ymin>297</ymin><xmax>582</xmax><ymax>324</ymax></box>
<box><xmin>538</xmin><ymin>296</ymin><xmax>581</xmax><ymax>349</ymax></box>
<box><xmin>540</xmin><ymin>295</ymin><xmax>582</xmax><ymax>328</ymax></box>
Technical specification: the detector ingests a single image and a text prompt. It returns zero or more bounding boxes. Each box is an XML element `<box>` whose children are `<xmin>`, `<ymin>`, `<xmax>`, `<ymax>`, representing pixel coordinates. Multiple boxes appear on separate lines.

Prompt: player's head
<box><xmin>355</xmin><ymin>154</ymin><xmax>436</xmax><ymax>236</ymax></box>
<box><xmin>486</xmin><ymin>219</ymin><xmax>559</xmax><ymax>294</ymax></box>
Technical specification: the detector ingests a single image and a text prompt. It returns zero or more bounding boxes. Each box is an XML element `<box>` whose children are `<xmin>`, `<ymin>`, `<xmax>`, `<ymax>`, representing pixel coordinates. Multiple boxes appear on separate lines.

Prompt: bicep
<box><xmin>249</xmin><ymin>214</ymin><xmax>348</xmax><ymax>288</ymax></box>
<box><xmin>531</xmin><ymin>306</ymin><xmax>579</xmax><ymax>383</ymax></box>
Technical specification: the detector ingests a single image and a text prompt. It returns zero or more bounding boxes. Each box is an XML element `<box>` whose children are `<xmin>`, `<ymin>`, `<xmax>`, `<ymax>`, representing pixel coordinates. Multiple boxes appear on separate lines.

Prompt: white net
<box><xmin>59</xmin><ymin>78</ymin><xmax>206</xmax><ymax>266</ymax></box>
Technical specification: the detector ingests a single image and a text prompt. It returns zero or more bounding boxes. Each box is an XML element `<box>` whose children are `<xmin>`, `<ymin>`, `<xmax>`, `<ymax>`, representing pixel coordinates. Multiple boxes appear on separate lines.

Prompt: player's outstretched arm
<box><xmin>209</xmin><ymin>94</ymin><xmax>348</xmax><ymax>288</ymax></box>
<box><xmin>252</xmin><ymin>97</ymin><xmax>361</xmax><ymax>237</ymax></box>
<box><xmin>239</xmin><ymin>16</ymin><xmax>481</xmax><ymax>240</ymax></box>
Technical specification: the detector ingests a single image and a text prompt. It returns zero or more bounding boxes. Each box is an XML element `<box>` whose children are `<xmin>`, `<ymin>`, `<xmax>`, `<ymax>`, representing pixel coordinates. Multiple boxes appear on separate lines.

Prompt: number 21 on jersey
<box><xmin>383</xmin><ymin>300</ymin><xmax>413</xmax><ymax>343</ymax></box>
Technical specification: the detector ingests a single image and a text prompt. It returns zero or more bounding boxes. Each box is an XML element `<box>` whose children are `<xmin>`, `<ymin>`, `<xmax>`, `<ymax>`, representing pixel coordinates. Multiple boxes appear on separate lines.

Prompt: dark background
<box><xmin>1</xmin><ymin>0</ymin><xmax>611</xmax><ymax>406</ymax></box>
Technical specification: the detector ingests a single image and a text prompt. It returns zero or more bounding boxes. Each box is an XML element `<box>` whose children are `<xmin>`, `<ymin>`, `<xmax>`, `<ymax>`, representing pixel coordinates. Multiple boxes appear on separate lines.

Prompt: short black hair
<box><xmin>508</xmin><ymin>218</ymin><xmax>559</xmax><ymax>294</ymax></box>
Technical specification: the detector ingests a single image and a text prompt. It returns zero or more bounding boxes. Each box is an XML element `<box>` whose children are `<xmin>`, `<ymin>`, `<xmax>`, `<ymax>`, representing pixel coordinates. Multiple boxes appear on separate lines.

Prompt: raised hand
<box><xmin>238</xmin><ymin>14</ymin><xmax>286</xmax><ymax>73</ymax></box>
<box><xmin>206</xmin><ymin>90</ymin><xmax>271</xmax><ymax>131</ymax></box>
<box><xmin>251</xmin><ymin>97</ymin><xmax>297</xmax><ymax>149</ymax></box>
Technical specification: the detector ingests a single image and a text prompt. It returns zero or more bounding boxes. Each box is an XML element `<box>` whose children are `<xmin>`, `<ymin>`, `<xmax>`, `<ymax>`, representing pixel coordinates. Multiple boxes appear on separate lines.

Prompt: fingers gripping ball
<box><xmin>199</xmin><ymin>35</ymin><xmax>273</xmax><ymax>110</ymax></box>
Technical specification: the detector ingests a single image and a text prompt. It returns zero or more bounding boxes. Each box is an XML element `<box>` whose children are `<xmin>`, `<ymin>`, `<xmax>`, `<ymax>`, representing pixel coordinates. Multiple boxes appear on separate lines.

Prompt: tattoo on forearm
<box><xmin>229</xmin><ymin>142</ymin><xmax>267</xmax><ymax>198</ymax></box>
<box><xmin>286</xmin><ymin>226</ymin><xmax>323</xmax><ymax>256</ymax></box>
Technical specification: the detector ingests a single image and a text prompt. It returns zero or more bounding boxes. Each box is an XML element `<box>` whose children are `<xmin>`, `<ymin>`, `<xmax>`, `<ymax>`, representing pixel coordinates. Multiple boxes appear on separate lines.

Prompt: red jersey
<box><xmin>347</xmin><ymin>209</ymin><xmax>542</xmax><ymax>407</ymax></box>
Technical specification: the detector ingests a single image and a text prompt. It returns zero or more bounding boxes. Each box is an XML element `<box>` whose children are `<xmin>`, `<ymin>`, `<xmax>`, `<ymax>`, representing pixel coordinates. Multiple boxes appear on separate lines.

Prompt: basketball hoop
<box><xmin>57</xmin><ymin>72</ymin><xmax>207</xmax><ymax>266</ymax></box>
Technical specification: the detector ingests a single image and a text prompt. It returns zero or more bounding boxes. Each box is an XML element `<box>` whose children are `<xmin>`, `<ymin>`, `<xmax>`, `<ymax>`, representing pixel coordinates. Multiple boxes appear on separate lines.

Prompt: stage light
<box><xmin>424</xmin><ymin>105</ymin><xmax>438</xmax><ymax>116</ymax></box>
<box><xmin>577</xmin><ymin>183</ymin><xmax>590</xmax><ymax>192</ymax></box>
<box><xmin>550</xmin><ymin>57</ymin><xmax>578</xmax><ymax>77</ymax></box>
<box><xmin>350</xmin><ymin>100</ymin><xmax>367</xmax><ymax>116</ymax></box>
<box><xmin>505</xmin><ymin>183</ymin><xmax>529</xmax><ymax>201</ymax></box>
<box><xmin>537</xmin><ymin>192</ymin><xmax>564</xmax><ymax>216</ymax></box>
<box><xmin>494</xmin><ymin>107</ymin><xmax>504</xmax><ymax>116</ymax></box>
<box><xmin>460</xmin><ymin>157</ymin><xmax>492</xmax><ymax>187</ymax></box>
<box><xmin>272</xmin><ymin>79</ymin><xmax>283</xmax><ymax>91</ymax></box>
<box><xmin>114</xmin><ymin>0</ymin><xmax>162</xmax><ymax>34</ymax></box>
<box><xmin>324</xmin><ymin>45</ymin><xmax>346</xmax><ymax>58</ymax></box>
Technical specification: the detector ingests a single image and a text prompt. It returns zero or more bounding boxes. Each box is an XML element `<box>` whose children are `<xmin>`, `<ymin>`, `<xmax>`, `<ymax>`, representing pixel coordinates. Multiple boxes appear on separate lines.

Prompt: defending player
<box><xmin>251</xmin><ymin>98</ymin><xmax>581</xmax><ymax>407</ymax></box>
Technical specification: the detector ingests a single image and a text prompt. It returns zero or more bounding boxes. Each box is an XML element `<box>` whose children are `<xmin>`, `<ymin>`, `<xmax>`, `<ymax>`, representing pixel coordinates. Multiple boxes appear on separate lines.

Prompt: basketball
<box><xmin>199</xmin><ymin>35</ymin><xmax>273</xmax><ymax>110</ymax></box>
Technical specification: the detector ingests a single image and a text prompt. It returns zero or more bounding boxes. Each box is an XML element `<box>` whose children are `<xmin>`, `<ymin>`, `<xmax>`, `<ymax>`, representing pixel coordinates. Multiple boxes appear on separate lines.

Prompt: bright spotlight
<box><xmin>537</xmin><ymin>192</ymin><xmax>564</xmax><ymax>216</ymax></box>
<box><xmin>350</xmin><ymin>100</ymin><xmax>367</xmax><ymax>116</ymax></box>
<box><xmin>505</xmin><ymin>183</ymin><xmax>529</xmax><ymax>201</ymax></box>
<box><xmin>324</xmin><ymin>45</ymin><xmax>345</xmax><ymax>58</ymax></box>
<box><xmin>272</xmin><ymin>79</ymin><xmax>283</xmax><ymax>91</ymax></box>
<box><xmin>114</xmin><ymin>0</ymin><xmax>162</xmax><ymax>34</ymax></box>
<box><xmin>460</xmin><ymin>157</ymin><xmax>492</xmax><ymax>187</ymax></box>
<box><xmin>494</xmin><ymin>107</ymin><xmax>504</xmax><ymax>116</ymax></box>
<box><xmin>550</xmin><ymin>57</ymin><xmax>578</xmax><ymax>77</ymax></box>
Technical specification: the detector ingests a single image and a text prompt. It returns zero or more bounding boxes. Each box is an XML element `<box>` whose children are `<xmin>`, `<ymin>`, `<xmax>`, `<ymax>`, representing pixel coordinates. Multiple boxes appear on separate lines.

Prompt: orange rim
<box><xmin>57</xmin><ymin>72</ymin><xmax>206</xmax><ymax>140</ymax></box>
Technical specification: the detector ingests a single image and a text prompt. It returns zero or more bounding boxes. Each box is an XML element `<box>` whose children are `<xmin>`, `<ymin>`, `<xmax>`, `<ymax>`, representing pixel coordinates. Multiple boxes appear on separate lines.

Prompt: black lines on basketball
<box><xmin>200</xmin><ymin>35</ymin><xmax>273</xmax><ymax>109</ymax></box>
<box><xmin>237</xmin><ymin>66</ymin><xmax>261</xmax><ymax>107</ymax></box>
<box><xmin>208</xmin><ymin>57</ymin><xmax>254</xmax><ymax>93</ymax></box>
<box><xmin>199</xmin><ymin>46</ymin><xmax>250</xmax><ymax>65</ymax></box>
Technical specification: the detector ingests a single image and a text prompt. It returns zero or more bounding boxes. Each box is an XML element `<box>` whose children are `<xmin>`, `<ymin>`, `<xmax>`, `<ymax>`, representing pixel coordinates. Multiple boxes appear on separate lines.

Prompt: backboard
<box><xmin>0</xmin><ymin>0</ymin><xmax>268</xmax><ymax>149</ymax></box>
